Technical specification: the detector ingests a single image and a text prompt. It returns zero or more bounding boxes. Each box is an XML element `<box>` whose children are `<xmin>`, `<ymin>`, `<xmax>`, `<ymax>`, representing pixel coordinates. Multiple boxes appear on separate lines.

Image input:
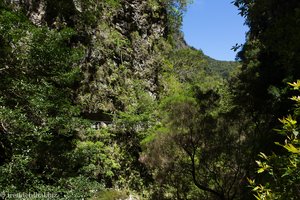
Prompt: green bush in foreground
<box><xmin>249</xmin><ymin>80</ymin><xmax>300</xmax><ymax>200</ymax></box>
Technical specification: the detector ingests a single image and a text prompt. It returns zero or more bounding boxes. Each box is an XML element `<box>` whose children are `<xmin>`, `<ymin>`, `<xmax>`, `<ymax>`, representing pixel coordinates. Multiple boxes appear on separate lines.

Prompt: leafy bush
<box><xmin>249</xmin><ymin>80</ymin><xmax>300</xmax><ymax>200</ymax></box>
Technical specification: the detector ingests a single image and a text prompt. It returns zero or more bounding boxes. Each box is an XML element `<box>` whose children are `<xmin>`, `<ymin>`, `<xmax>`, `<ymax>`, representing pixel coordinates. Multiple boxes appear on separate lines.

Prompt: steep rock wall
<box><xmin>8</xmin><ymin>0</ymin><xmax>170</xmax><ymax>114</ymax></box>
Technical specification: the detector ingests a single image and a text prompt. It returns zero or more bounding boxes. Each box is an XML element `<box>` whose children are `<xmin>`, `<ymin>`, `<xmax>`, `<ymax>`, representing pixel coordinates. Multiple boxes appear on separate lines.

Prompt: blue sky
<box><xmin>182</xmin><ymin>0</ymin><xmax>248</xmax><ymax>61</ymax></box>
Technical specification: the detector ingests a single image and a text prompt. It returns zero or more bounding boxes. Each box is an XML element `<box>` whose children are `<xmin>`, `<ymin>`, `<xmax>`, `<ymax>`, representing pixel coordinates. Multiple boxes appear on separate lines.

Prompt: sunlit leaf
<box><xmin>283</xmin><ymin>144</ymin><xmax>300</xmax><ymax>154</ymax></box>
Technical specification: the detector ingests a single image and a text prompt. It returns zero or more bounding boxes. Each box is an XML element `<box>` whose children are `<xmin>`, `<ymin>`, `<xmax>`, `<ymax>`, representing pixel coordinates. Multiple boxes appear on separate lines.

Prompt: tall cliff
<box><xmin>8</xmin><ymin>0</ymin><xmax>172</xmax><ymax>113</ymax></box>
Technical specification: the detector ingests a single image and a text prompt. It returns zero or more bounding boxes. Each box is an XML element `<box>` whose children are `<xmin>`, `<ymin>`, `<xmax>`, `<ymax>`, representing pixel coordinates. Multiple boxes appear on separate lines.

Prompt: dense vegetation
<box><xmin>0</xmin><ymin>0</ymin><xmax>299</xmax><ymax>199</ymax></box>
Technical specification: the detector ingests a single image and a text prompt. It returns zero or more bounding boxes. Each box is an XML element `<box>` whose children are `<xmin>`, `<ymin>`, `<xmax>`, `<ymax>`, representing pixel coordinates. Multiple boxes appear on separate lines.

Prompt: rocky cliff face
<box><xmin>77</xmin><ymin>0</ymin><xmax>169</xmax><ymax>113</ymax></box>
<box><xmin>10</xmin><ymin>0</ymin><xmax>170</xmax><ymax>114</ymax></box>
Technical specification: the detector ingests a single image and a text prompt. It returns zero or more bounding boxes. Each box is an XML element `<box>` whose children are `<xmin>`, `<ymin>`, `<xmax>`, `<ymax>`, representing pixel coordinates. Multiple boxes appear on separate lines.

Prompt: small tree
<box><xmin>143</xmin><ymin>79</ymin><xmax>247</xmax><ymax>199</ymax></box>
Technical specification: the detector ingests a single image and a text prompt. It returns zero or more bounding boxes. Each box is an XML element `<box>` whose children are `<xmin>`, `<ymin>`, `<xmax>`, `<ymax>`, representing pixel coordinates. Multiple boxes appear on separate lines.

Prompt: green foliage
<box><xmin>0</xmin><ymin>5</ymin><xmax>97</xmax><ymax>197</ymax></box>
<box><xmin>160</xmin><ymin>0</ymin><xmax>192</xmax><ymax>37</ymax></box>
<box><xmin>169</xmin><ymin>47</ymin><xmax>239</xmax><ymax>84</ymax></box>
<box><xmin>168</xmin><ymin>48</ymin><xmax>206</xmax><ymax>83</ymax></box>
<box><xmin>55</xmin><ymin>176</ymin><xmax>103</xmax><ymax>199</ymax></box>
<box><xmin>91</xmin><ymin>189</ymin><xmax>132</xmax><ymax>200</ymax></box>
<box><xmin>110</xmin><ymin>87</ymin><xmax>158</xmax><ymax>192</ymax></box>
<box><xmin>142</xmin><ymin>71</ymin><xmax>246</xmax><ymax>199</ymax></box>
<box><xmin>72</xmin><ymin>134</ymin><xmax>121</xmax><ymax>181</ymax></box>
<box><xmin>231</xmin><ymin>2</ymin><xmax>300</xmax><ymax>198</ymax></box>
<box><xmin>233</xmin><ymin>0</ymin><xmax>300</xmax><ymax>117</ymax></box>
<box><xmin>203</xmin><ymin>55</ymin><xmax>240</xmax><ymax>79</ymax></box>
<box><xmin>249</xmin><ymin>81</ymin><xmax>300</xmax><ymax>200</ymax></box>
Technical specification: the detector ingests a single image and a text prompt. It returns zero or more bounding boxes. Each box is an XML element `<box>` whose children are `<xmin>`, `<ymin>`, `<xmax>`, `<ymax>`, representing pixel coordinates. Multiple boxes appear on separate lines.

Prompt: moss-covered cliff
<box><xmin>10</xmin><ymin>0</ymin><xmax>171</xmax><ymax>113</ymax></box>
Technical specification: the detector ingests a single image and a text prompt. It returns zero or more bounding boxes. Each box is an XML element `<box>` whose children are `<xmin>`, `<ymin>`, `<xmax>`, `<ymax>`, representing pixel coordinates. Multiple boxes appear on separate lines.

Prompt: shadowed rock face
<box><xmin>7</xmin><ymin>0</ymin><xmax>77</xmax><ymax>26</ymax></box>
